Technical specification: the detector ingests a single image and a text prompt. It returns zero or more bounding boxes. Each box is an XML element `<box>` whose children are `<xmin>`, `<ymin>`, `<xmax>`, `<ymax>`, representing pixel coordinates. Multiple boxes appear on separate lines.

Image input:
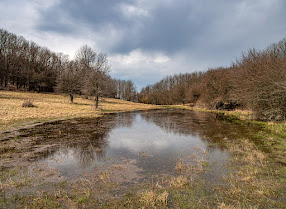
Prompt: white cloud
<box><xmin>109</xmin><ymin>49</ymin><xmax>173</xmax><ymax>85</ymax></box>
<box><xmin>109</xmin><ymin>49</ymin><xmax>211</xmax><ymax>89</ymax></box>
<box><xmin>154</xmin><ymin>55</ymin><xmax>170</xmax><ymax>63</ymax></box>
<box><xmin>0</xmin><ymin>0</ymin><xmax>60</xmax><ymax>35</ymax></box>
<box><xmin>31</xmin><ymin>32</ymin><xmax>96</xmax><ymax>59</ymax></box>
<box><xmin>1</xmin><ymin>0</ymin><xmax>285</xmax><ymax>89</ymax></box>
<box><xmin>108</xmin><ymin>122</ymin><xmax>205</xmax><ymax>153</ymax></box>
<box><xmin>120</xmin><ymin>3</ymin><xmax>149</xmax><ymax>18</ymax></box>
<box><xmin>0</xmin><ymin>1</ymin><xmax>37</xmax><ymax>34</ymax></box>
<box><xmin>0</xmin><ymin>0</ymin><xmax>81</xmax><ymax>58</ymax></box>
<box><xmin>110</xmin><ymin>49</ymin><xmax>170</xmax><ymax>66</ymax></box>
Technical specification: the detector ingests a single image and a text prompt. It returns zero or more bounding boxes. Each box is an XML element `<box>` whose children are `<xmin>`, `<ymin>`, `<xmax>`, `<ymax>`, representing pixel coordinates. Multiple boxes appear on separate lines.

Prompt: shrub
<box><xmin>22</xmin><ymin>99</ymin><xmax>36</xmax><ymax>108</ymax></box>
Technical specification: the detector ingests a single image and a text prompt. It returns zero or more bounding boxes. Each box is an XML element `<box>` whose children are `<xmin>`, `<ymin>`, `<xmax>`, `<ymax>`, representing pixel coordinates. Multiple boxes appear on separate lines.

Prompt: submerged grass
<box><xmin>0</xmin><ymin>131</ymin><xmax>285</xmax><ymax>208</ymax></box>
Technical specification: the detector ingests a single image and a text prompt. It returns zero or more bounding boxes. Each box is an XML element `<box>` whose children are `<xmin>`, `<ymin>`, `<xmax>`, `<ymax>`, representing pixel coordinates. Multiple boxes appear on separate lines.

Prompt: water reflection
<box><xmin>71</xmin><ymin>132</ymin><xmax>108</xmax><ymax>166</ymax></box>
<box><xmin>140</xmin><ymin>110</ymin><xmax>260</xmax><ymax>151</ymax></box>
<box><xmin>21</xmin><ymin>109</ymin><xmax>261</xmax><ymax>178</ymax></box>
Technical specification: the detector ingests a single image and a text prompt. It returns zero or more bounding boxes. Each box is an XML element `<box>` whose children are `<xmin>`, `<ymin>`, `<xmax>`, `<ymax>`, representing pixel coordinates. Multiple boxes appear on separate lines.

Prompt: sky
<box><xmin>0</xmin><ymin>0</ymin><xmax>285</xmax><ymax>90</ymax></box>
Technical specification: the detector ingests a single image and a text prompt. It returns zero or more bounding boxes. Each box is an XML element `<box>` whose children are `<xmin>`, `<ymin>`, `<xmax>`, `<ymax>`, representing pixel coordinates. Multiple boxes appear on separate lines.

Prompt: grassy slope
<box><xmin>163</xmin><ymin>104</ymin><xmax>255</xmax><ymax>120</ymax></box>
<box><xmin>0</xmin><ymin>91</ymin><xmax>158</xmax><ymax>132</ymax></box>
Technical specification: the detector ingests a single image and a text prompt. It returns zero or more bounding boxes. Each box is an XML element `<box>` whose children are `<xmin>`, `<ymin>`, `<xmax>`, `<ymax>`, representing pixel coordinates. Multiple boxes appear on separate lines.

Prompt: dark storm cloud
<box><xmin>36</xmin><ymin>0</ymin><xmax>286</xmax><ymax>57</ymax></box>
<box><xmin>6</xmin><ymin>0</ymin><xmax>284</xmax><ymax>88</ymax></box>
<box><xmin>37</xmin><ymin>0</ymin><xmax>133</xmax><ymax>34</ymax></box>
<box><xmin>36</xmin><ymin>0</ymin><xmax>217</xmax><ymax>53</ymax></box>
<box><xmin>113</xmin><ymin>0</ymin><xmax>221</xmax><ymax>54</ymax></box>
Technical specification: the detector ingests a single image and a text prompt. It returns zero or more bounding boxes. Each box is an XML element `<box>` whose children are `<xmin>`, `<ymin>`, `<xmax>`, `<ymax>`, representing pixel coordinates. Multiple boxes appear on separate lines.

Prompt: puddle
<box><xmin>1</xmin><ymin>109</ymin><xmax>282</xmax><ymax>208</ymax></box>
<box><xmin>18</xmin><ymin>110</ymin><xmax>261</xmax><ymax>182</ymax></box>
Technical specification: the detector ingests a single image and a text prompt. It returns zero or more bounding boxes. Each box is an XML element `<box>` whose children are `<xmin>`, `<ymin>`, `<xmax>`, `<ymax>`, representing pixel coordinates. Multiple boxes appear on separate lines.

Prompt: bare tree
<box><xmin>84</xmin><ymin>70</ymin><xmax>111</xmax><ymax>108</ymax></box>
<box><xmin>75</xmin><ymin>45</ymin><xmax>96</xmax><ymax>69</ymax></box>
<box><xmin>56</xmin><ymin>61</ymin><xmax>82</xmax><ymax>103</ymax></box>
<box><xmin>81</xmin><ymin>49</ymin><xmax>111</xmax><ymax>108</ymax></box>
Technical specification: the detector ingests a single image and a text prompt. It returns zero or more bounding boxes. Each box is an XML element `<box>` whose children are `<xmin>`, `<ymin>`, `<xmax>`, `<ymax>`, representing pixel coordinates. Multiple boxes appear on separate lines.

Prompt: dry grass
<box><xmin>0</xmin><ymin>167</ymin><xmax>33</xmax><ymax>192</ymax></box>
<box><xmin>139</xmin><ymin>190</ymin><xmax>157</xmax><ymax>206</ymax></box>
<box><xmin>98</xmin><ymin>172</ymin><xmax>110</xmax><ymax>184</ymax></box>
<box><xmin>139</xmin><ymin>189</ymin><xmax>168</xmax><ymax>207</ymax></box>
<box><xmin>224</xmin><ymin>109</ymin><xmax>254</xmax><ymax>120</ymax></box>
<box><xmin>156</xmin><ymin>191</ymin><xmax>169</xmax><ymax>205</ymax></box>
<box><xmin>229</xmin><ymin>140</ymin><xmax>266</xmax><ymax>166</ymax></box>
<box><xmin>0</xmin><ymin>91</ymin><xmax>158</xmax><ymax>132</ymax></box>
<box><xmin>169</xmin><ymin>176</ymin><xmax>189</xmax><ymax>188</ymax></box>
<box><xmin>217</xmin><ymin>202</ymin><xmax>244</xmax><ymax>209</ymax></box>
<box><xmin>175</xmin><ymin>159</ymin><xmax>183</xmax><ymax>174</ymax></box>
<box><xmin>173</xmin><ymin>104</ymin><xmax>254</xmax><ymax>120</ymax></box>
<box><xmin>22</xmin><ymin>99</ymin><xmax>36</xmax><ymax>108</ymax></box>
<box><xmin>79</xmin><ymin>178</ymin><xmax>92</xmax><ymax>199</ymax></box>
<box><xmin>220</xmin><ymin>138</ymin><xmax>283</xmax><ymax>207</ymax></box>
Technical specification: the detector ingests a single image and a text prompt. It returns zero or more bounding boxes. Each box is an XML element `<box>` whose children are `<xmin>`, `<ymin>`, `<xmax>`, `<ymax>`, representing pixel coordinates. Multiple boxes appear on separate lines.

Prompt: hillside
<box><xmin>0</xmin><ymin>91</ymin><xmax>157</xmax><ymax>132</ymax></box>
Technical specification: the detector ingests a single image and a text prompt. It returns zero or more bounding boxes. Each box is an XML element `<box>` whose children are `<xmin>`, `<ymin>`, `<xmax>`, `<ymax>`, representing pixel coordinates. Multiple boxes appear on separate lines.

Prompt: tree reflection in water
<box><xmin>21</xmin><ymin>109</ymin><xmax>262</xmax><ymax>174</ymax></box>
<box><xmin>140</xmin><ymin>109</ymin><xmax>262</xmax><ymax>151</ymax></box>
<box><xmin>22</xmin><ymin>113</ymin><xmax>135</xmax><ymax>167</ymax></box>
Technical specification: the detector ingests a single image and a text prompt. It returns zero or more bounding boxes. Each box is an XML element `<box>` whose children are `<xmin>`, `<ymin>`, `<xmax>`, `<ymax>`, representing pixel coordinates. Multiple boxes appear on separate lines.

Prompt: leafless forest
<box><xmin>139</xmin><ymin>38</ymin><xmax>286</xmax><ymax>121</ymax></box>
<box><xmin>0</xmin><ymin>29</ymin><xmax>137</xmax><ymax>107</ymax></box>
<box><xmin>1</xmin><ymin>28</ymin><xmax>286</xmax><ymax>120</ymax></box>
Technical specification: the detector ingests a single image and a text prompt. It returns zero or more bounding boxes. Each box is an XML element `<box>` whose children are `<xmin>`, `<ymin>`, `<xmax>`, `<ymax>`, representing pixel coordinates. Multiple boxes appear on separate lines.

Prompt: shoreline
<box><xmin>0</xmin><ymin>93</ymin><xmax>285</xmax><ymax>208</ymax></box>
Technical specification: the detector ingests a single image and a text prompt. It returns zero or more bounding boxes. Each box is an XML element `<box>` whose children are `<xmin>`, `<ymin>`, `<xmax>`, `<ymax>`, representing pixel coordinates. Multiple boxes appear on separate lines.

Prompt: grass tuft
<box><xmin>169</xmin><ymin>176</ymin><xmax>189</xmax><ymax>188</ymax></box>
<box><xmin>22</xmin><ymin>99</ymin><xmax>36</xmax><ymax>108</ymax></box>
<box><xmin>139</xmin><ymin>190</ymin><xmax>168</xmax><ymax>207</ymax></box>
<box><xmin>175</xmin><ymin>159</ymin><xmax>183</xmax><ymax>174</ymax></box>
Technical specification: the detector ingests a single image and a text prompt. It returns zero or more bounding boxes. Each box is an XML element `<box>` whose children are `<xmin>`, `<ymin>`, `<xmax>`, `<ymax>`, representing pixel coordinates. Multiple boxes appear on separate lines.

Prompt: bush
<box><xmin>22</xmin><ymin>99</ymin><xmax>36</xmax><ymax>108</ymax></box>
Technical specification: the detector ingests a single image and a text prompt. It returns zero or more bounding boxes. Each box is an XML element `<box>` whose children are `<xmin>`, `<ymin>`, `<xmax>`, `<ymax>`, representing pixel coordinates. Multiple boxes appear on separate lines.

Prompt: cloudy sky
<box><xmin>1</xmin><ymin>0</ymin><xmax>285</xmax><ymax>89</ymax></box>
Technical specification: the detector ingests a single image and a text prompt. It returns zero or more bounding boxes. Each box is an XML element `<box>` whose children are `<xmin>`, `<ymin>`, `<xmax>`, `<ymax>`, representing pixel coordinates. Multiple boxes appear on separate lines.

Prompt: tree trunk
<box><xmin>70</xmin><ymin>94</ymin><xmax>74</xmax><ymax>103</ymax></box>
<box><xmin>95</xmin><ymin>94</ymin><xmax>99</xmax><ymax>108</ymax></box>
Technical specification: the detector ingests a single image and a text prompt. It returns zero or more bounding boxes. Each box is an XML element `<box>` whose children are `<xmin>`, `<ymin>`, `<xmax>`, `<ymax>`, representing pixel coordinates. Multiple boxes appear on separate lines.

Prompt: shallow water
<box><xmin>26</xmin><ymin>109</ymin><xmax>260</xmax><ymax>181</ymax></box>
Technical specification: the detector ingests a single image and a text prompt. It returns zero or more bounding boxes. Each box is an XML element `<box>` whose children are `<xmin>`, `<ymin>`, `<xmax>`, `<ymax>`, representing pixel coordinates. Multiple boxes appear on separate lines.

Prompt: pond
<box><xmin>4</xmin><ymin>109</ymin><xmax>283</xmax><ymax>208</ymax></box>
<box><xmin>23</xmin><ymin>109</ymin><xmax>260</xmax><ymax>183</ymax></box>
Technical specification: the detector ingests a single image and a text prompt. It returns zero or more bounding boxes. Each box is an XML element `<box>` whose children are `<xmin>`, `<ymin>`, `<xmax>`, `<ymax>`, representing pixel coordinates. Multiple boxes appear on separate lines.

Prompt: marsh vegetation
<box><xmin>0</xmin><ymin>109</ymin><xmax>285</xmax><ymax>208</ymax></box>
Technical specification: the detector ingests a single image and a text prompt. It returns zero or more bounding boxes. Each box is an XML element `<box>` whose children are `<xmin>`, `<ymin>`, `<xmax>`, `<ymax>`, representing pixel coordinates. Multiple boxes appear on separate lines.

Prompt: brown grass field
<box><xmin>0</xmin><ymin>91</ymin><xmax>158</xmax><ymax>132</ymax></box>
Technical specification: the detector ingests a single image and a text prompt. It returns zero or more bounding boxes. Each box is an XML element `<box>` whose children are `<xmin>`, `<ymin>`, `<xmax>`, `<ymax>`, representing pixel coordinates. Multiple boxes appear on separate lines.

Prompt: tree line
<box><xmin>0</xmin><ymin>28</ymin><xmax>137</xmax><ymax>106</ymax></box>
<box><xmin>139</xmin><ymin>38</ymin><xmax>286</xmax><ymax>121</ymax></box>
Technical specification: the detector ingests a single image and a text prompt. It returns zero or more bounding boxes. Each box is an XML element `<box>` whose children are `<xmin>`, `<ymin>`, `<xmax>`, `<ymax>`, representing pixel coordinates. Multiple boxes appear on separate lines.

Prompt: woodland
<box><xmin>140</xmin><ymin>38</ymin><xmax>286</xmax><ymax>121</ymax></box>
<box><xmin>1</xmin><ymin>28</ymin><xmax>286</xmax><ymax>120</ymax></box>
<box><xmin>0</xmin><ymin>29</ymin><xmax>137</xmax><ymax>107</ymax></box>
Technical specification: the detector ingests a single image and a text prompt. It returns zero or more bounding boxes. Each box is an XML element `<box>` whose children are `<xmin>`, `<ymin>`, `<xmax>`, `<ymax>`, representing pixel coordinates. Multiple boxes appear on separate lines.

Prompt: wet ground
<box><xmin>1</xmin><ymin>109</ymin><xmax>261</xmax><ymax>182</ymax></box>
<box><xmin>33</xmin><ymin>110</ymin><xmax>231</xmax><ymax>181</ymax></box>
<box><xmin>2</xmin><ymin>109</ymin><xmax>284</xmax><ymax>208</ymax></box>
